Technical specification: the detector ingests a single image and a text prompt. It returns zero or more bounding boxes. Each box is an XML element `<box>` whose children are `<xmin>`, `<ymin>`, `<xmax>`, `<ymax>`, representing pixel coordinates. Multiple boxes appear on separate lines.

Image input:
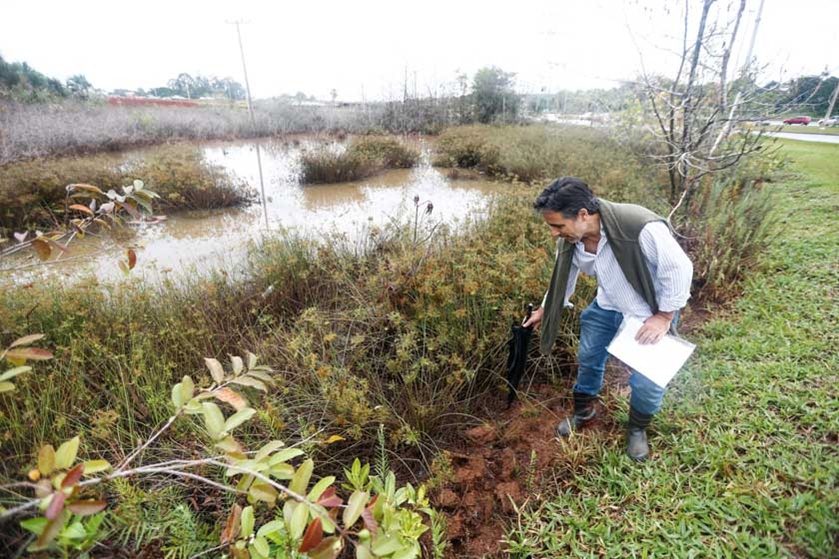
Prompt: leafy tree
<box><xmin>472</xmin><ymin>67</ymin><xmax>519</xmax><ymax>123</ymax></box>
<box><xmin>0</xmin><ymin>55</ymin><xmax>68</xmax><ymax>100</ymax></box>
<box><xmin>66</xmin><ymin>74</ymin><xmax>92</xmax><ymax>98</ymax></box>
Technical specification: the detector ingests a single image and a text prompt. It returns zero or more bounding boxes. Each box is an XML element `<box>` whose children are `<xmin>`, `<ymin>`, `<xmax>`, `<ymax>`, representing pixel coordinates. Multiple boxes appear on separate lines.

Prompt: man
<box><xmin>523</xmin><ymin>177</ymin><xmax>692</xmax><ymax>461</ymax></box>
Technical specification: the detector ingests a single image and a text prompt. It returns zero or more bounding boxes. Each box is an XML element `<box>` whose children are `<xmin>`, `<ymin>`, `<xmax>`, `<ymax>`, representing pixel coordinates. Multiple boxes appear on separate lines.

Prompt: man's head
<box><xmin>533</xmin><ymin>177</ymin><xmax>600</xmax><ymax>243</ymax></box>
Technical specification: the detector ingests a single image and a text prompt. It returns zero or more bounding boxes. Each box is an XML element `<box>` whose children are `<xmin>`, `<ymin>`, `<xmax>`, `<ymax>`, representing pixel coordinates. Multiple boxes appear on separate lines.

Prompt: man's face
<box><xmin>541</xmin><ymin>210</ymin><xmax>590</xmax><ymax>243</ymax></box>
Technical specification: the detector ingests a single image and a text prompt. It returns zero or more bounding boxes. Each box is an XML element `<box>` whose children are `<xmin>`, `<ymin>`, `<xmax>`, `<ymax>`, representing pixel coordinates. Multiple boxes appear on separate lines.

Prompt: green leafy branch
<box><xmin>1</xmin><ymin>351</ymin><xmax>438</xmax><ymax>558</ymax></box>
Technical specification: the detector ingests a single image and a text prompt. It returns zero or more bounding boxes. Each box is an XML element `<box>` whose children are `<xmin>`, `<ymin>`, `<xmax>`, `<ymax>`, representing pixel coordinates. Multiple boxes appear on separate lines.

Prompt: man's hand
<box><xmin>635</xmin><ymin>312</ymin><xmax>673</xmax><ymax>345</ymax></box>
<box><xmin>522</xmin><ymin>306</ymin><xmax>544</xmax><ymax>329</ymax></box>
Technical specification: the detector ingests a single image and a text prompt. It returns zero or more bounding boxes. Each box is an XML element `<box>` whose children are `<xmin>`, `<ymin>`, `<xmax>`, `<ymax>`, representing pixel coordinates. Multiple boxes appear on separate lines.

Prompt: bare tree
<box><xmin>636</xmin><ymin>0</ymin><xmax>768</xmax><ymax>222</ymax></box>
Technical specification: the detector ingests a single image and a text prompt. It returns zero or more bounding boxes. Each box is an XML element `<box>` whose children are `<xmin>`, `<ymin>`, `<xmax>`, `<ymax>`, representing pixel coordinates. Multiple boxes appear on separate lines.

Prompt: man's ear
<box><xmin>578</xmin><ymin>208</ymin><xmax>590</xmax><ymax>220</ymax></box>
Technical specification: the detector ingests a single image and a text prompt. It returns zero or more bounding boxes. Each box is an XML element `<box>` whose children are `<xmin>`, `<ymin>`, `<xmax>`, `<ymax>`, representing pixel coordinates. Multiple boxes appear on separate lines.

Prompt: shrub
<box><xmin>299</xmin><ymin>148</ymin><xmax>381</xmax><ymax>184</ymax></box>
<box><xmin>349</xmin><ymin>136</ymin><xmax>419</xmax><ymax>168</ymax></box>
<box><xmin>0</xmin><ymin>144</ymin><xmax>254</xmax><ymax>236</ymax></box>
<box><xmin>435</xmin><ymin>124</ymin><xmax>662</xmax><ymax>208</ymax></box>
<box><xmin>687</xmin><ymin>174</ymin><xmax>777</xmax><ymax>303</ymax></box>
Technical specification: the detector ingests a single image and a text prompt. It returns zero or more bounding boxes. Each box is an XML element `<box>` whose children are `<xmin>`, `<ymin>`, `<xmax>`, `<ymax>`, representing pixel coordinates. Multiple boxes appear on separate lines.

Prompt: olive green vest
<box><xmin>539</xmin><ymin>199</ymin><xmax>671</xmax><ymax>354</ymax></box>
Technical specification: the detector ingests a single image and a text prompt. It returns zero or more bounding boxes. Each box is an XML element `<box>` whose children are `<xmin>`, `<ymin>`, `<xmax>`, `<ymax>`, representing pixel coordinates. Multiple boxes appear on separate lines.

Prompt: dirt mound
<box><xmin>432</xmin><ymin>385</ymin><xmax>570</xmax><ymax>558</ymax></box>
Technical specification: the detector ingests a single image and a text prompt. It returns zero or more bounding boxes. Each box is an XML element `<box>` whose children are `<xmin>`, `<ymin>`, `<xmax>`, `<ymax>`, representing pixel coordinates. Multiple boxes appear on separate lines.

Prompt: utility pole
<box><xmin>709</xmin><ymin>0</ymin><xmax>766</xmax><ymax>156</ymax></box>
<box><xmin>824</xmin><ymin>78</ymin><xmax>839</xmax><ymax>119</ymax></box>
<box><xmin>229</xmin><ymin>20</ymin><xmax>269</xmax><ymax>230</ymax></box>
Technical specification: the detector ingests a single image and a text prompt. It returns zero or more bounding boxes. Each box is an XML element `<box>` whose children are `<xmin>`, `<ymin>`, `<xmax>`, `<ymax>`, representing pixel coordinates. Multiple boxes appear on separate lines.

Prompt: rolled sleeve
<box><xmin>639</xmin><ymin>222</ymin><xmax>693</xmax><ymax>312</ymax></box>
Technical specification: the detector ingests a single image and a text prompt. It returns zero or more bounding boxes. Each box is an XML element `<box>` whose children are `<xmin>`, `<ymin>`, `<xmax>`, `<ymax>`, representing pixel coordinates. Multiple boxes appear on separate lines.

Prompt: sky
<box><xmin>1</xmin><ymin>0</ymin><xmax>837</xmax><ymax>101</ymax></box>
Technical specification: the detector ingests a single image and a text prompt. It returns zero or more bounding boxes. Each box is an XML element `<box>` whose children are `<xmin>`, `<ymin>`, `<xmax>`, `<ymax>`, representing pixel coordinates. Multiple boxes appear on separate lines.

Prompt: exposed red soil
<box><xmin>431</xmin><ymin>384</ymin><xmax>572</xmax><ymax>558</ymax></box>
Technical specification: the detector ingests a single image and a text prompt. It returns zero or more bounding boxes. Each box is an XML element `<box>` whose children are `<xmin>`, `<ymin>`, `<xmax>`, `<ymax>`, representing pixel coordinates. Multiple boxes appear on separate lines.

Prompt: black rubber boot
<box><xmin>627</xmin><ymin>407</ymin><xmax>654</xmax><ymax>461</ymax></box>
<box><xmin>556</xmin><ymin>392</ymin><xmax>597</xmax><ymax>437</ymax></box>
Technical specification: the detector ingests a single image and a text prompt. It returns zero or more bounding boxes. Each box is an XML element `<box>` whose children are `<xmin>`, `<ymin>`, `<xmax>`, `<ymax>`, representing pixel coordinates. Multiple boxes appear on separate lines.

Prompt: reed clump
<box><xmin>349</xmin><ymin>135</ymin><xmax>420</xmax><ymax>168</ymax></box>
<box><xmin>300</xmin><ymin>136</ymin><xmax>420</xmax><ymax>184</ymax></box>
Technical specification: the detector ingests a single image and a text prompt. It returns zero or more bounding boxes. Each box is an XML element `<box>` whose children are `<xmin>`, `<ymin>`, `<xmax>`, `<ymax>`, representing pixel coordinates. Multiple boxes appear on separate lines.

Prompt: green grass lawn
<box><xmin>507</xmin><ymin>140</ymin><xmax>839</xmax><ymax>558</ymax></box>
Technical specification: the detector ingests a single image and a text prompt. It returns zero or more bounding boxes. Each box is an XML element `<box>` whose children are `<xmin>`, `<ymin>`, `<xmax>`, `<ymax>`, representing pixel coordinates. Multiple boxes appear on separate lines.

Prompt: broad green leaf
<box><xmin>371</xmin><ymin>534</ymin><xmax>402</xmax><ymax>556</ymax></box>
<box><xmin>247</xmin><ymin>351</ymin><xmax>258</xmax><ymax>370</ymax></box>
<box><xmin>289</xmin><ymin>459</ymin><xmax>314</xmax><ymax>495</ymax></box>
<box><xmin>9</xmin><ymin>333</ymin><xmax>45</xmax><ymax>348</ymax></box>
<box><xmin>60</xmin><ymin>520</ymin><xmax>87</xmax><ymax>540</ymax></box>
<box><xmin>230</xmin><ymin>376</ymin><xmax>267</xmax><ymax>392</ymax></box>
<box><xmin>81</xmin><ymin>460</ymin><xmax>111</xmax><ymax>475</ymax></box>
<box><xmin>249</xmin><ymin>482</ymin><xmax>278</xmax><ymax>504</ymax></box>
<box><xmin>307</xmin><ymin>476</ymin><xmax>336</xmax><ymax>502</ymax></box>
<box><xmin>310</xmin><ymin>504</ymin><xmax>336</xmax><ymax>534</ymax></box>
<box><xmin>356</xmin><ymin>544</ymin><xmax>374</xmax><ymax>559</ymax></box>
<box><xmin>236</xmin><ymin>474</ymin><xmax>255</xmax><ymax>492</ymax></box>
<box><xmin>290</xmin><ymin>499</ymin><xmax>309</xmax><ymax>540</ymax></box>
<box><xmin>224</xmin><ymin>408</ymin><xmax>256</xmax><ymax>433</ymax></box>
<box><xmin>391</xmin><ymin>544</ymin><xmax>420</xmax><ymax>559</ymax></box>
<box><xmin>0</xmin><ymin>381</ymin><xmax>15</xmax><ymax>393</ymax></box>
<box><xmin>180</xmin><ymin>375</ymin><xmax>194</xmax><ymax>401</ymax></box>
<box><xmin>201</xmin><ymin>402</ymin><xmax>225</xmax><ymax>440</ymax></box>
<box><xmin>269</xmin><ymin>463</ymin><xmax>295</xmax><ymax>480</ymax></box>
<box><xmin>246</xmin><ymin>370</ymin><xmax>273</xmax><ymax>384</ymax></box>
<box><xmin>268</xmin><ymin>448</ymin><xmax>304</xmax><ymax>465</ymax></box>
<box><xmin>20</xmin><ymin>517</ymin><xmax>48</xmax><ymax>535</ymax></box>
<box><xmin>240</xmin><ymin>505</ymin><xmax>255</xmax><ymax>539</ymax></box>
<box><xmin>54</xmin><ymin>436</ymin><xmax>80</xmax><ymax>470</ymax></box>
<box><xmin>204</xmin><ymin>358</ymin><xmax>225</xmax><ymax>384</ymax></box>
<box><xmin>342</xmin><ymin>490</ymin><xmax>368</xmax><ymax>529</ymax></box>
<box><xmin>251</xmin><ymin>536</ymin><xmax>270</xmax><ymax>558</ymax></box>
<box><xmin>0</xmin><ymin>365</ymin><xmax>32</xmax><ymax>381</ymax></box>
<box><xmin>171</xmin><ymin>382</ymin><xmax>184</xmax><ymax>409</ymax></box>
<box><xmin>256</xmin><ymin>519</ymin><xmax>284</xmax><ymax>538</ymax></box>
<box><xmin>184</xmin><ymin>399</ymin><xmax>203</xmax><ymax>415</ymax></box>
<box><xmin>230</xmin><ymin>355</ymin><xmax>244</xmax><ymax>375</ymax></box>
<box><xmin>254</xmin><ymin>440</ymin><xmax>285</xmax><ymax>462</ymax></box>
<box><xmin>38</xmin><ymin>445</ymin><xmax>55</xmax><ymax>476</ymax></box>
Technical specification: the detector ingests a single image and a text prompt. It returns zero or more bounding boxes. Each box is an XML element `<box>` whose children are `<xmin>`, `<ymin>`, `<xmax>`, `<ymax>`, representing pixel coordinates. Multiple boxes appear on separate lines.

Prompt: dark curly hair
<box><xmin>533</xmin><ymin>177</ymin><xmax>600</xmax><ymax>218</ymax></box>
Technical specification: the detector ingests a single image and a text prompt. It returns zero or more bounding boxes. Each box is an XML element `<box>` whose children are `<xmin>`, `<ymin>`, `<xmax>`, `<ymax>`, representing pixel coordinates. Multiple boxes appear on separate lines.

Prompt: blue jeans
<box><xmin>574</xmin><ymin>300</ymin><xmax>678</xmax><ymax>416</ymax></box>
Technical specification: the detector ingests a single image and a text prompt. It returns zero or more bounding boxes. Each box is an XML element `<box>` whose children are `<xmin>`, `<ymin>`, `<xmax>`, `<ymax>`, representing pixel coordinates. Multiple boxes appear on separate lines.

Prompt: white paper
<box><xmin>606</xmin><ymin>316</ymin><xmax>696</xmax><ymax>388</ymax></box>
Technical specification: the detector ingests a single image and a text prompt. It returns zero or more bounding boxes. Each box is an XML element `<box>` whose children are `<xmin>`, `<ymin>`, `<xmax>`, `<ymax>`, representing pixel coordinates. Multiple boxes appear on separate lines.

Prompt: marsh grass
<box><xmin>433</xmin><ymin>124</ymin><xmax>660</xmax><ymax>207</ymax></box>
<box><xmin>299</xmin><ymin>136</ymin><xmax>420</xmax><ymax>184</ymax></box>
<box><xmin>299</xmin><ymin>149</ymin><xmax>382</xmax><ymax>184</ymax></box>
<box><xmin>349</xmin><ymin>135</ymin><xmax>420</xmax><ymax>168</ymax></box>
<box><xmin>0</xmin><ymin>144</ymin><xmax>255</xmax><ymax>236</ymax></box>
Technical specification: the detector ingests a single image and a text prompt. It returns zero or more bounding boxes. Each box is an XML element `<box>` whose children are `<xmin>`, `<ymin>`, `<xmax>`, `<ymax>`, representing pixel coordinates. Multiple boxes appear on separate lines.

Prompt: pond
<box><xmin>1</xmin><ymin>138</ymin><xmax>503</xmax><ymax>285</ymax></box>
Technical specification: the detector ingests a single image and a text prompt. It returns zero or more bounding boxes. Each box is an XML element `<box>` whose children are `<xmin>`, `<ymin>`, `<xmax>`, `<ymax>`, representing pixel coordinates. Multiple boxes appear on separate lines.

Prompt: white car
<box><xmin>818</xmin><ymin>116</ymin><xmax>839</xmax><ymax>127</ymax></box>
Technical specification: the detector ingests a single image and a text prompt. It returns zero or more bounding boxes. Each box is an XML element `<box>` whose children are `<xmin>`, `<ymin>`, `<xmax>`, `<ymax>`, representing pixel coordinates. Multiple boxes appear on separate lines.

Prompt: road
<box><xmin>765</xmin><ymin>132</ymin><xmax>839</xmax><ymax>144</ymax></box>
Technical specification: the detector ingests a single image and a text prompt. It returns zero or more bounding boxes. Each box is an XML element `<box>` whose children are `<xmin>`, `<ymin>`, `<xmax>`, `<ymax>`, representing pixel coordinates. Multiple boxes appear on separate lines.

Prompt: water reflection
<box><xmin>2</xmin><ymin>138</ymin><xmax>502</xmax><ymax>285</ymax></box>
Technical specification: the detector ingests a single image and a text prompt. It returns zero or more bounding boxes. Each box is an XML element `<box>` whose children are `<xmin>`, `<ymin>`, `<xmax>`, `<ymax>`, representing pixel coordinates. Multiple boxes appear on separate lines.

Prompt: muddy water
<box><xmin>1</xmin><ymin>138</ymin><xmax>502</xmax><ymax>285</ymax></box>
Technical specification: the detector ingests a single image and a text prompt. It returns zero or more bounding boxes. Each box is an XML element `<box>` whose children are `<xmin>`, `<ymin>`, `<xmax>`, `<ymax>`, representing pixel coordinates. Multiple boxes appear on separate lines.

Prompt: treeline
<box><xmin>0</xmin><ymin>54</ymin><xmax>248</xmax><ymax>103</ymax></box>
<box><xmin>126</xmin><ymin>72</ymin><xmax>247</xmax><ymax>101</ymax></box>
<box><xmin>0</xmin><ymin>54</ymin><xmax>92</xmax><ymax>101</ymax></box>
<box><xmin>524</xmin><ymin>75</ymin><xmax>839</xmax><ymax>117</ymax></box>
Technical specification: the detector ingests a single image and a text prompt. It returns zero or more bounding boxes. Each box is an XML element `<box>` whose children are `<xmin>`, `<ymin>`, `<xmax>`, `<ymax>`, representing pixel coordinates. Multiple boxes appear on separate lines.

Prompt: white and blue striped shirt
<box><xmin>543</xmin><ymin>222</ymin><xmax>693</xmax><ymax>319</ymax></box>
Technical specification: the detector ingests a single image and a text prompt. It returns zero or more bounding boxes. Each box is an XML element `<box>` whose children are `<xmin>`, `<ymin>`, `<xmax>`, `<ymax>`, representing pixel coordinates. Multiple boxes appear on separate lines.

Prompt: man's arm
<box><xmin>635</xmin><ymin>221</ymin><xmax>693</xmax><ymax>344</ymax></box>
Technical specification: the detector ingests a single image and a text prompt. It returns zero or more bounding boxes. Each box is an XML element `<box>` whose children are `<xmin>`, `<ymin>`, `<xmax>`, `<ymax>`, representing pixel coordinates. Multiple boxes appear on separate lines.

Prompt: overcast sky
<box><xmin>2</xmin><ymin>0</ymin><xmax>837</xmax><ymax>101</ymax></box>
